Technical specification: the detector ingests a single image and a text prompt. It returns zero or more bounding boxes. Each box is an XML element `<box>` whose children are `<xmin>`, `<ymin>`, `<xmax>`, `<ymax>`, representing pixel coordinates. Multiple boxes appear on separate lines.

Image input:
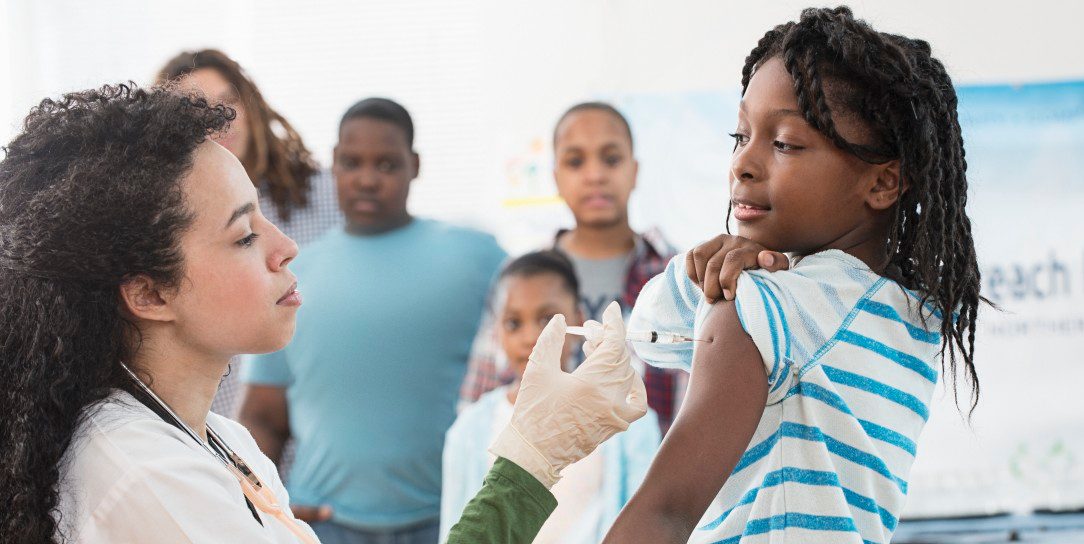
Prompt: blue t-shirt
<box><xmin>242</xmin><ymin>219</ymin><xmax>506</xmax><ymax>530</ymax></box>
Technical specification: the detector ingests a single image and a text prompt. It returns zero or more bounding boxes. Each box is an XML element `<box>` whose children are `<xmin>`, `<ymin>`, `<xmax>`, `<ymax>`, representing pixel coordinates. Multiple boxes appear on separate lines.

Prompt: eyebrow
<box><xmin>738</xmin><ymin>101</ymin><xmax>805</xmax><ymax>119</ymax></box>
<box><xmin>558</xmin><ymin>141</ymin><xmax>625</xmax><ymax>153</ymax></box>
<box><xmin>225</xmin><ymin>202</ymin><xmax>255</xmax><ymax>229</ymax></box>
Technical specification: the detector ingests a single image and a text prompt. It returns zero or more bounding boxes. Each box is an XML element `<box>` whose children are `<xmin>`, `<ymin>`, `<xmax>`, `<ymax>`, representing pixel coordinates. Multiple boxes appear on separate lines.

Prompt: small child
<box><xmin>606</xmin><ymin>7</ymin><xmax>984</xmax><ymax>544</ymax></box>
<box><xmin>440</xmin><ymin>251</ymin><xmax>660</xmax><ymax>543</ymax></box>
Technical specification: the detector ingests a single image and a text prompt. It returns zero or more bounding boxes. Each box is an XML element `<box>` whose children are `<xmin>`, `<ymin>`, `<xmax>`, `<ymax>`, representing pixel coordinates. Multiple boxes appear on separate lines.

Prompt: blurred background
<box><xmin>2</xmin><ymin>1</ymin><xmax>1083</xmax><ymax>540</ymax></box>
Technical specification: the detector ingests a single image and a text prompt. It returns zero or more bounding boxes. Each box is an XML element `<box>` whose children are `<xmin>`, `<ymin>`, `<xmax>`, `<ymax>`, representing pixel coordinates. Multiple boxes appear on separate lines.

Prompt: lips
<box><xmin>277</xmin><ymin>281</ymin><xmax>302</xmax><ymax>306</ymax></box>
<box><xmin>731</xmin><ymin>197</ymin><xmax>771</xmax><ymax>221</ymax></box>
<box><xmin>350</xmin><ymin>198</ymin><xmax>381</xmax><ymax>213</ymax></box>
<box><xmin>582</xmin><ymin>194</ymin><xmax>615</xmax><ymax>209</ymax></box>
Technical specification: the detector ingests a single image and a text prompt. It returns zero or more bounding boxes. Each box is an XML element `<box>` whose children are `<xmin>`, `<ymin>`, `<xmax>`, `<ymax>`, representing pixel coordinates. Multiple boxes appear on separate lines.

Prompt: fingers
<box><xmin>291</xmin><ymin>504</ymin><xmax>333</xmax><ymax>522</ymax></box>
<box><xmin>758</xmin><ymin>250</ymin><xmax>790</xmax><ymax>271</ymax></box>
<box><xmin>527</xmin><ymin>313</ymin><xmax>567</xmax><ymax>370</ymax></box>
<box><xmin>716</xmin><ymin>247</ymin><xmax>761</xmax><ymax>302</ymax></box>
<box><xmin>580</xmin><ymin>320</ymin><xmax>604</xmax><ymax>357</ymax></box>
<box><xmin>687</xmin><ymin>235</ymin><xmax>727</xmax><ymax>288</ymax></box>
<box><xmin>690</xmin><ymin>236</ymin><xmax>789</xmax><ymax>303</ymax></box>
<box><xmin>614</xmin><ymin>369</ymin><xmax>648</xmax><ymax>424</ymax></box>
<box><xmin>685</xmin><ymin>250</ymin><xmax>700</xmax><ymax>289</ymax></box>
<box><xmin>575</xmin><ymin>302</ymin><xmax>628</xmax><ymax>377</ymax></box>
<box><xmin>600</xmin><ymin>301</ymin><xmax>626</xmax><ymax>344</ymax></box>
<box><xmin>701</xmin><ymin>250</ymin><xmax>728</xmax><ymax>302</ymax></box>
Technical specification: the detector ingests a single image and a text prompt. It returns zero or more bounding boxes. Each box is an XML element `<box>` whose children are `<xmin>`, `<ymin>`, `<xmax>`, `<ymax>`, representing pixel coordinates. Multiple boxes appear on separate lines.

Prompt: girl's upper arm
<box><xmin>604</xmin><ymin>300</ymin><xmax>768</xmax><ymax>542</ymax></box>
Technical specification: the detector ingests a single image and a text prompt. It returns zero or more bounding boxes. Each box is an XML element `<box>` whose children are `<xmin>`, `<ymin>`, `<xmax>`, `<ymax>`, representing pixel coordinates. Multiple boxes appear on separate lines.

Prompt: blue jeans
<box><xmin>310</xmin><ymin>519</ymin><xmax>440</xmax><ymax>544</ymax></box>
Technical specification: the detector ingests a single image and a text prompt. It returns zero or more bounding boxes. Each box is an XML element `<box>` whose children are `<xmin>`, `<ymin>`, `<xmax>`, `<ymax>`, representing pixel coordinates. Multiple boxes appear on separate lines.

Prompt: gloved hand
<box><xmin>490</xmin><ymin>301</ymin><xmax>648</xmax><ymax>488</ymax></box>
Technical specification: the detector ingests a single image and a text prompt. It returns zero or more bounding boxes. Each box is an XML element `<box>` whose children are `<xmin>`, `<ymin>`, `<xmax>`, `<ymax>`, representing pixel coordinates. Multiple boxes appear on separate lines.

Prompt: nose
<box><xmin>269</xmin><ymin>225</ymin><xmax>299</xmax><ymax>272</ymax></box>
<box><xmin>522</xmin><ymin>322</ymin><xmax>546</xmax><ymax>350</ymax></box>
<box><xmin>353</xmin><ymin>166</ymin><xmax>382</xmax><ymax>192</ymax></box>
<box><xmin>730</xmin><ymin>139</ymin><xmax>764</xmax><ymax>184</ymax></box>
<box><xmin>583</xmin><ymin>157</ymin><xmax>608</xmax><ymax>185</ymax></box>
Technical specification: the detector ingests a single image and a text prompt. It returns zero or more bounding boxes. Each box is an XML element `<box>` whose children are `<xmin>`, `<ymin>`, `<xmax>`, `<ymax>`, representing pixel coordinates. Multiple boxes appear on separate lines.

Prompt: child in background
<box><xmin>459</xmin><ymin>102</ymin><xmax>685</xmax><ymax>434</ymax></box>
<box><xmin>606</xmin><ymin>7</ymin><xmax>984</xmax><ymax>543</ymax></box>
<box><xmin>441</xmin><ymin>251</ymin><xmax>660</xmax><ymax>543</ymax></box>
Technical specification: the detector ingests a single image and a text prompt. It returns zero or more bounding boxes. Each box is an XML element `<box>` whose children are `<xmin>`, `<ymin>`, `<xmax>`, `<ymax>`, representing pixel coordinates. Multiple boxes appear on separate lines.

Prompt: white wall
<box><xmin>3</xmin><ymin>0</ymin><xmax>1083</xmax><ymax>246</ymax></box>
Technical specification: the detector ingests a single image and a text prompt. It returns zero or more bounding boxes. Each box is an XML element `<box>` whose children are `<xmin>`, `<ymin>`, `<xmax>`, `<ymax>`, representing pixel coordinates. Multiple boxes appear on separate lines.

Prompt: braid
<box><xmin>741</xmin><ymin>6</ymin><xmax>985</xmax><ymax>411</ymax></box>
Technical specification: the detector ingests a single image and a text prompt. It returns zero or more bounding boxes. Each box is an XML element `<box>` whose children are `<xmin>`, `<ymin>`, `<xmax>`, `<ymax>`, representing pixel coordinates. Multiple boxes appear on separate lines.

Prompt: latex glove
<box><xmin>490</xmin><ymin>301</ymin><xmax>648</xmax><ymax>488</ymax></box>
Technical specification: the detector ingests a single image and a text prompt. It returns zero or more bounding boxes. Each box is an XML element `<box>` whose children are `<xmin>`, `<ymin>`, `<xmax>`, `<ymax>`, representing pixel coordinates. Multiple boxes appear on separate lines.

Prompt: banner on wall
<box><xmin>486</xmin><ymin>82</ymin><xmax>1082</xmax><ymax>517</ymax></box>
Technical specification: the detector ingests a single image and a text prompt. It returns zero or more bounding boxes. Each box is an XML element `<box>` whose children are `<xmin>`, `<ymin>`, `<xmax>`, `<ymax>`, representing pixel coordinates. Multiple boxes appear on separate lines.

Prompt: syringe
<box><xmin>565</xmin><ymin>325</ymin><xmax>702</xmax><ymax>344</ymax></box>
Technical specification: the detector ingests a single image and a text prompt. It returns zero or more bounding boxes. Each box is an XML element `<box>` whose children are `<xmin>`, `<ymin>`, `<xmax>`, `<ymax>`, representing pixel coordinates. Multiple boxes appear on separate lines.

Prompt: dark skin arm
<box><xmin>602</xmin><ymin>301</ymin><xmax>768</xmax><ymax>543</ymax></box>
<box><xmin>238</xmin><ymin>384</ymin><xmax>290</xmax><ymax>463</ymax></box>
<box><xmin>237</xmin><ymin>384</ymin><xmax>332</xmax><ymax>523</ymax></box>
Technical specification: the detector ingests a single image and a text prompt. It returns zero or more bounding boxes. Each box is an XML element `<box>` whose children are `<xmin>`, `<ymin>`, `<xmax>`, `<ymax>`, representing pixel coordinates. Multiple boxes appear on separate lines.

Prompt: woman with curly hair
<box><xmin>158</xmin><ymin>49</ymin><xmax>342</xmax><ymax>419</ymax></box>
<box><xmin>0</xmin><ymin>84</ymin><xmax>646</xmax><ymax>544</ymax></box>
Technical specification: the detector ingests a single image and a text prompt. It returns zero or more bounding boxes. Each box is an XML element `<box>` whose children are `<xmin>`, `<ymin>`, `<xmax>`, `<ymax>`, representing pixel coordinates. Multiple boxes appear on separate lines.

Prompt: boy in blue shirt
<box><xmin>240</xmin><ymin>98</ymin><xmax>506</xmax><ymax>544</ymax></box>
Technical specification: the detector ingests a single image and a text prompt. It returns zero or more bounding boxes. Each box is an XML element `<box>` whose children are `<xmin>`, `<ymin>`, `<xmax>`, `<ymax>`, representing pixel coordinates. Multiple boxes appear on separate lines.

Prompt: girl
<box><xmin>607</xmin><ymin>7</ymin><xmax>983</xmax><ymax>543</ymax></box>
<box><xmin>441</xmin><ymin>251</ymin><xmax>660</xmax><ymax>543</ymax></box>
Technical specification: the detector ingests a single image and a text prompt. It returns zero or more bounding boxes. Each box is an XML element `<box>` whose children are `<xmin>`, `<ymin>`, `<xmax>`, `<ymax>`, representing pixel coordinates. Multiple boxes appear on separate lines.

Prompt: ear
<box><xmin>630</xmin><ymin>158</ymin><xmax>639</xmax><ymax>191</ymax></box>
<box><xmin>410</xmin><ymin>151</ymin><xmax>421</xmax><ymax>181</ymax></box>
<box><xmin>866</xmin><ymin>159</ymin><xmax>904</xmax><ymax>211</ymax></box>
<box><xmin>119</xmin><ymin>275</ymin><xmax>177</xmax><ymax>324</ymax></box>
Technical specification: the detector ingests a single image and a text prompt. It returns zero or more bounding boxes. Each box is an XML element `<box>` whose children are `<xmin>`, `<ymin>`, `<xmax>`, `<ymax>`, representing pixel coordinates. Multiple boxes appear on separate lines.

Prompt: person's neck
<box><xmin>345</xmin><ymin>213</ymin><xmax>414</xmax><ymax>237</ymax></box>
<box><xmin>798</xmin><ymin>221</ymin><xmax>891</xmax><ymax>275</ymax></box>
<box><xmin>562</xmin><ymin>223</ymin><xmax>635</xmax><ymax>259</ymax></box>
<box><xmin>506</xmin><ymin>378</ymin><xmax>522</xmax><ymax>405</ymax></box>
<box><xmin>129</xmin><ymin>332</ymin><xmax>230</xmax><ymax>441</ymax></box>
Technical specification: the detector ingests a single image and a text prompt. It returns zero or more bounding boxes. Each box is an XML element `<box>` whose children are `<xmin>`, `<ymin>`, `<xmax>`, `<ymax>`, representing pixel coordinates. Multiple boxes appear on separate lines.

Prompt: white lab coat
<box><xmin>57</xmin><ymin>389</ymin><xmax>317</xmax><ymax>543</ymax></box>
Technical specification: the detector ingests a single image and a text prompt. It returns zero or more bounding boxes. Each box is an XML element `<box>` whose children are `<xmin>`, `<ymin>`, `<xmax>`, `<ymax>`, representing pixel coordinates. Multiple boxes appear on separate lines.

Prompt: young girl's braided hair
<box><xmin>741</xmin><ymin>6</ymin><xmax>983</xmax><ymax>410</ymax></box>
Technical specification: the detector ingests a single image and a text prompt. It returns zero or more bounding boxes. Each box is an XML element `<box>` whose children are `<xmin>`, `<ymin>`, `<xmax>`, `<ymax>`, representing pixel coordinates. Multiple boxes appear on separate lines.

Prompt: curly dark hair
<box><xmin>735</xmin><ymin>6</ymin><xmax>984</xmax><ymax>410</ymax></box>
<box><xmin>159</xmin><ymin>49</ymin><xmax>318</xmax><ymax>222</ymax></box>
<box><xmin>0</xmin><ymin>83</ymin><xmax>233</xmax><ymax>543</ymax></box>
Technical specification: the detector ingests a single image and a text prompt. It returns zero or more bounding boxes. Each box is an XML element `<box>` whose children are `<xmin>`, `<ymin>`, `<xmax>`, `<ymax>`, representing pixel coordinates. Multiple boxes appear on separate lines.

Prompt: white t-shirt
<box><xmin>57</xmin><ymin>389</ymin><xmax>316</xmax><ymax>543</ymax></box>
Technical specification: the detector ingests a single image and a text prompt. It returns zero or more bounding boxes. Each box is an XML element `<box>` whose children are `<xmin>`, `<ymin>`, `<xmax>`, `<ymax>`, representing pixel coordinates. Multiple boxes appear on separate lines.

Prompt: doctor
<box><xmin>0</xmin><ymin>84</ymin><xmax>644</xmax><ymax>543</ymax></box>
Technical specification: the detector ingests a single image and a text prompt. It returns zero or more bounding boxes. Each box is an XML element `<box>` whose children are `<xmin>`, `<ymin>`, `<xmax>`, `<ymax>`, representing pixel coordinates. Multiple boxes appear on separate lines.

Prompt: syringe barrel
<box><xmin>625</xmin><ymin>331</ymin><xmax>656</xmax><ymax>343</ymax></box>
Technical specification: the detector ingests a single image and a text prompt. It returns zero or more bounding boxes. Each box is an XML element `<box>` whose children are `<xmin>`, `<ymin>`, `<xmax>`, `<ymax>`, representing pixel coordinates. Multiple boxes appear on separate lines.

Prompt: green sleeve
<box><xmin>445</xmin><ymin>457</ymin><xmax>557</xmax><ymax>544</ymax></box>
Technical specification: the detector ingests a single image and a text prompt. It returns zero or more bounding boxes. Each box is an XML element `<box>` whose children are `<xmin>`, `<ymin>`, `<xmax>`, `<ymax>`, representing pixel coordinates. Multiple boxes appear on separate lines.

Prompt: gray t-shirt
<box><xmin>566</xmin><ymin>251</ymin><xmax>632</xmax><ymax>321</ymax></box>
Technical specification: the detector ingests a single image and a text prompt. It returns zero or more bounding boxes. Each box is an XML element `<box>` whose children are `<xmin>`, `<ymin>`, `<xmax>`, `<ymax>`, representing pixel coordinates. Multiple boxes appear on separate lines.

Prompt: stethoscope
<box><xmin>120</xmin><ymin>362</ymin><xmax>319</xmax><ymax>544</ymax></box>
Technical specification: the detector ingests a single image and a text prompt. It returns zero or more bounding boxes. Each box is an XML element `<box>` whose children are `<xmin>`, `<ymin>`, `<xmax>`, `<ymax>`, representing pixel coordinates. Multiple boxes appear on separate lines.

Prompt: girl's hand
<box><xmin>685</xmin><ymin>234</ymin><xmax>789</xmax><ymax>303</ymax></box>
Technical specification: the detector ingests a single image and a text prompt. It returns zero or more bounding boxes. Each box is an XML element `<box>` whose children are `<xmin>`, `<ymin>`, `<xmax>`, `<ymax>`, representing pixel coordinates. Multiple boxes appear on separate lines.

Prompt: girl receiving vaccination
<box><xmin>605</xmin><ymin>6</ymin><xmax>983</xmax><ymax>544</ymax></box>
<box><xmin>441</xmin><ymin>250</ymin><xmax>660</xmax><ymax>543</ymax></box>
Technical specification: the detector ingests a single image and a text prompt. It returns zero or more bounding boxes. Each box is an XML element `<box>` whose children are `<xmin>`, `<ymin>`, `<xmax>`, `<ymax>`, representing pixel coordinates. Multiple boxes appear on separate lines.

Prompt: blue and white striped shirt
<box><xmin>629</xmin><ymin>249</ymin><xmax>943</xmax><ymax>544</ymax></box>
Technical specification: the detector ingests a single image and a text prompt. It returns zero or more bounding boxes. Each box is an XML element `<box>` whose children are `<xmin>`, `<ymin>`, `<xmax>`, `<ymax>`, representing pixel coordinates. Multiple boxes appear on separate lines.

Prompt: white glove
<box><xmin>489</xmin><ymin>301</ymin><xmax>648</xmax><ymax>488</ymax></box>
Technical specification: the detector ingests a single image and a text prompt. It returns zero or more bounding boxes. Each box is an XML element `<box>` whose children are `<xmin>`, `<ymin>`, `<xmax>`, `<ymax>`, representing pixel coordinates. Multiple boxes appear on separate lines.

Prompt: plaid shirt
<box><xmin>458</xmin><ymin>228</ymin><xmax>688</xmax><ymax>434</ymax></box>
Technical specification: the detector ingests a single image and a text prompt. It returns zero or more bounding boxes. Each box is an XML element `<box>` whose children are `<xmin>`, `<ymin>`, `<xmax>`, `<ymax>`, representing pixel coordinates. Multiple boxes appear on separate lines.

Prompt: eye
<box><xmin>728</xmin><ymin>132</ymin><xmax>749</xmax><ymax>149</ymax></box>
<box><xmin>337</xmin><ymin>157</ymin><xmax>359</xmax><ymax>170</ymax></box>
<box><xmin>604</xmin><ymin>155</ymin><xmax>623</xmax><ymax>167</ymax></box>
<box><xmin>236</xmin><ymin>232</ymin><xmax>260</xmax><ymax>248</ymax></box>
<box><xmin>564</xmin><ymin>157</ymin><xmax>583</xmax><ymax>169</ymax></box>
<box><xmin>376</xmin><ymin>160</ymin><xmax>398</xmax><ymax>173</ymax></box>
<box><xmin>773</xmin><ymin>140</ymin><xmax>803</xmax><ymax>152</ymax></box>
<box><xmin>502</xmin><ymin>318</ymin><xmax>521</xmax><ymax>332</ymax></box>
